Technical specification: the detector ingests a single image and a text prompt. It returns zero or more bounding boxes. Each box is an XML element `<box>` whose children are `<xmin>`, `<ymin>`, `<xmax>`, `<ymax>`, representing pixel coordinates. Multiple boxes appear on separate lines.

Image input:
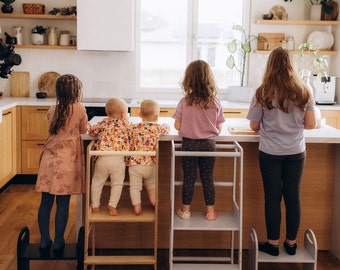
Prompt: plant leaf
<box><xmin>228</xmin><ymin>39</ymin><xmax>237</xmax><ymax>53</ymax></box>
<box><xmin>242</xmin><ymin>42</ymin><xmax>251</xmax><ymax>53</ymax></box>
<box><xmin>226</xmin><ymin>55</ymin><xmax>235</xmax><ymax>69</ymax></box>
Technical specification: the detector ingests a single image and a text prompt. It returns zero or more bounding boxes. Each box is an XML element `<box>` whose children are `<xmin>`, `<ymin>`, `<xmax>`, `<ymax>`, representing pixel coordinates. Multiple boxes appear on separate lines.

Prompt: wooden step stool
<box><xmin>17</xmin><ymin>226</ymin><xmax>84</xmax><ymax>270</ymax></box>
<box><xmin>248</xmin><ymin>228</ymin><xmax>317</xmax><ymax>270</ymax></box>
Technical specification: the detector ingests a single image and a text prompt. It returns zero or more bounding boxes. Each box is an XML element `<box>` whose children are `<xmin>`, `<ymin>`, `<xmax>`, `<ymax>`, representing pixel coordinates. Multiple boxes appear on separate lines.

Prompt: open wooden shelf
<box><xmin>14</xmin><ymin>44</ymin><xmax>77</xmax><ymax>50</ymax></box>
<box><xmin>256</xmin><ymin>19</ymin><xmax>340</xmax><ymax>25</ymax></box>
<box><xmin>0</xmin><ymin>13</ymin><xmax>76</xmax><ymax>20</ymax></box>
<box><xmin>255</xmin><ymin>49</ymin><xmax>338</xmax><ymax>55</ymax></box>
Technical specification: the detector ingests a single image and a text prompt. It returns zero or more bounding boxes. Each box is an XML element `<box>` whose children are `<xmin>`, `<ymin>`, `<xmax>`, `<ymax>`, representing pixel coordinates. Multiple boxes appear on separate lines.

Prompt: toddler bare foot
<box><xmin>92</xmin><ymin>207</ymin><xmax>99</xmax><ymax>212</ymax></box>
<box><xmin>134</xmin><ymin>203</ymin><xmax>142</xmax><ymax>215</ymax></box>
<box><xmin>108</xmin><ymin>205</ymin><xmax>118</xmax><ymax>216</ymax></box>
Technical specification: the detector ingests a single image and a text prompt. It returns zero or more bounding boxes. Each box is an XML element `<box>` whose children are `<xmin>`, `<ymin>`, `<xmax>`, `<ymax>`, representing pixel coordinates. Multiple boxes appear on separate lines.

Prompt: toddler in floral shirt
<box><xmin>88</xmin><ymin>98</ymin><xmax>131</xmax><ymax>216</ymax></box>
<box><xmin>128</xmin><ymin>100</ymin><xmax>170</xmax><ymax>214</ymax></box>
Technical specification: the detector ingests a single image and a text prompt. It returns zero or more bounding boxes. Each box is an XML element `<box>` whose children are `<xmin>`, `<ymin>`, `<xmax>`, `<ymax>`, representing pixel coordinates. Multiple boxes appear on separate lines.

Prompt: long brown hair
<box><xmin>254</xmin><ymin>47</ymin><xmax>311</xmax><ymax>112</ymax></box>
<box><xmin>49</xmin><ymin>74</ymin><xmax>83</xmax><ymax>134</ymax></box>
<box><xmin>181</xmin><ymin>60</ymin><xmax>218</xmax><ymax>109</ymax></box>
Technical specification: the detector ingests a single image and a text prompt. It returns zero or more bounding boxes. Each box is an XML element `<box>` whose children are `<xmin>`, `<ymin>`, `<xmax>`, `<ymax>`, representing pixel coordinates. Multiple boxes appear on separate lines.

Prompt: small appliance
<box><xmin>314</xmin><ymin>76</ymin><xmax>336</xmax><ymax>105</ymax></box>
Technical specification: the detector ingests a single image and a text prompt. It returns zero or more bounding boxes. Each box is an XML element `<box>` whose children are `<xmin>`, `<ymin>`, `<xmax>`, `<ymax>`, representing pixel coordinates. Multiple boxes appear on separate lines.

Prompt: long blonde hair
<box><xmin>254</xmin><ymin>47</ymin><xmax>311</xmax><ymax>112</ymax></box>
<box><xmin>181</xmin><ymin>60</ymin><xmax>218</xmax><ymax>109</ymax></box>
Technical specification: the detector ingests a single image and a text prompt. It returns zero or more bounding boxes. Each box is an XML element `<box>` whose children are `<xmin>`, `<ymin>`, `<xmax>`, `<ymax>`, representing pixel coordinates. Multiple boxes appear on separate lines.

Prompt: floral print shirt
<box><xmin>88</xmin><ymin>117</ymin><xmax>132</xmax><ymax>151</ymax></box>
<box><xmin>128</xmin><ymin>122</ymin><xmax>170</xmax><ymax>166</ymax></box>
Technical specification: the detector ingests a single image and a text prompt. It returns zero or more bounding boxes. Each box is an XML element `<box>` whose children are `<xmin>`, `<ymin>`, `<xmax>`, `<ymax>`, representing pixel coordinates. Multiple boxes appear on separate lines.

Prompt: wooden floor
<box><xmin>1</xmin><ymin>183</ymin><xmax>340</xmax><ymax>270</ymax></box>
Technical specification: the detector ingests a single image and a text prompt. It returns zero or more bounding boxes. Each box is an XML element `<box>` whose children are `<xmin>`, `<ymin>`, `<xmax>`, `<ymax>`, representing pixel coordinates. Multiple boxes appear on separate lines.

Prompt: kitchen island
<box><xmin>83</xmin><ymin>117</ymin><xmax>340</xmax><ymax>258</ymax></box>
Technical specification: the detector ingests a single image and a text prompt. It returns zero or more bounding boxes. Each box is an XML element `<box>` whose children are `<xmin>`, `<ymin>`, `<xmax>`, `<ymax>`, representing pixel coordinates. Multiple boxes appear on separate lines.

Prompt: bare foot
<box><xmin>92</xmin><ymin>207</ymin><xmax>99</xmax><ymax>212</ymax></box>
<box><xmin>108</xmin><ymin>205</ymin><xmax>118</xmax><ymax>216</ymax></box>
<box><xmin>134</xmin><ymin>204</ymin><xmax>142</xmax><ymax>215</ymax></box>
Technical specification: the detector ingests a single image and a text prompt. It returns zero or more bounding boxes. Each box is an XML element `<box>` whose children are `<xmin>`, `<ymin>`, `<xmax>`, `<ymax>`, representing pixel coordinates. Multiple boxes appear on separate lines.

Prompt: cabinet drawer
<box><xmin>223</xmin><ymin>109</ymin><xmax>247</xmax><ymax>118</ymax></box>
<box><xmin>21</xmin><ymin>141</ymin><xmax>45</xmax><ymax>174</ymax></box>
<box><xmin>130</xmin><ymin>107</ymin><xmax>176</xmax><ymax>117</ymax></box>
<box><xmin>21</xmin><ymin>106</ymin><xmax>49</xmax><ymax>140</ymax></box>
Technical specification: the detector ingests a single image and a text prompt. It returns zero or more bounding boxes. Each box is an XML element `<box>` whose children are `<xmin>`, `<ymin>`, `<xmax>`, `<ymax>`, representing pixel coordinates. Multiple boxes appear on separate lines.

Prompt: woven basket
<box><xmin>22</xmin><ymin>3</ymin><xmax>45</xmax><ymax>14</ymax></box>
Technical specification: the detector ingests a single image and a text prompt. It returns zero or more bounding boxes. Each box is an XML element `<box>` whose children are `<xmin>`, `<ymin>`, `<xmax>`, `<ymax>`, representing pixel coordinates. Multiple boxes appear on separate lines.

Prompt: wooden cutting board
<box><xmin>228</xmin><ymin>126</ymin><xmax>258</xmax><ymax>135</ymax></box>
<box><xmin>38</xmin><ymin>71</ymin><xmax>60</xmax><ymax>98</ymax></box>
<box><xmin>10</xmin><ymin>71</ymin><xmax>30</xmax><ymax>97</ymax></box>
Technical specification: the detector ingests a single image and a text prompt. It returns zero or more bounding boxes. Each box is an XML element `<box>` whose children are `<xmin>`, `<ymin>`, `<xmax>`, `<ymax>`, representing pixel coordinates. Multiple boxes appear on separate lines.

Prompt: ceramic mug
<box><xmin>59</xmin><ymin>33</ymin><xmax>71</xmax><ymax>46</ymax></box>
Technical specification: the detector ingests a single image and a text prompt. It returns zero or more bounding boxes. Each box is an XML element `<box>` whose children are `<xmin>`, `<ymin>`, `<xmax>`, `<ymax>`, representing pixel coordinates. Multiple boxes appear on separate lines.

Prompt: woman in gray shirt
<box><xmin>247</xmin><ymin>47</ymin><xmax>316</xmax><ymax>256</ymax></box>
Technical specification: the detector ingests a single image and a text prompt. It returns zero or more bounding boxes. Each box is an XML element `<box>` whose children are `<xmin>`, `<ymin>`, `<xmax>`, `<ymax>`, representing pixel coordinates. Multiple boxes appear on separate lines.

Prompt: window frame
<box><xmin>136</xmin><ymin>0</ymin><xmax>251</xmax><ymax>96</ymax></box>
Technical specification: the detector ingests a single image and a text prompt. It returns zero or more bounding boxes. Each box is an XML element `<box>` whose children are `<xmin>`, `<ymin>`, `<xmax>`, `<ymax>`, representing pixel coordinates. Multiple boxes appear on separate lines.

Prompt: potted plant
<box><xmin>31</xmin><ymin>25</ymin><xmax>47</xmax><ymax>45</ymax></box>
<box><xmin>0</xmin><ymin>0</ymin><xmax>15</xmax><ymax>13</ymax></box>
<box><xmin>226</xmin><ymin>25</ymin><xmax>258</xmax><ymax>87</ymax></box>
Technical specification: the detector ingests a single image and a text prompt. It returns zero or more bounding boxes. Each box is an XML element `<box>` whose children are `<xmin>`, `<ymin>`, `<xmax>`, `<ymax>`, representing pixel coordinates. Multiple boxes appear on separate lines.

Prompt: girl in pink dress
<box><xmin>35</xmin><ymin>74</ymin><xmax>88</xmax><ymax>256</ymax></box>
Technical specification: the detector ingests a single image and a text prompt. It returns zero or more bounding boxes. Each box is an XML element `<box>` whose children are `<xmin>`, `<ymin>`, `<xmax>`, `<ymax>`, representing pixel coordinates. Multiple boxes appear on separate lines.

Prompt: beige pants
<box><xmin>128</xmin><ymin>165</ymin><xmax>155</xmax><ymax>206</ymax></box>
<box><xmin>91</xmin><ymin>156</ymin><xmax>126</xmax><ymax>208</ymax></box>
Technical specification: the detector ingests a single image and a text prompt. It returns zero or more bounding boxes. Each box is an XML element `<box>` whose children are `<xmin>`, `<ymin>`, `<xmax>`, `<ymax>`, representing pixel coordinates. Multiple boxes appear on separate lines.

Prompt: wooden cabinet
<box><xmin>223</xmin><ymin>109</ymin><xmax>247</xmax><ymax>118</ymax></box>
<box><xmin>20</xmin><ymin>106</ymin><xmax>49</xmax><ymax>174</ymax></box>
<box><xmin>0</xmin><ymin>14</ymin><xmax>77</xmax><ymax>50</ymax></box>
<box><xmin>321</xmin><ymin>110</ymin><xmax>340</xmax><ymax>129</ymax></box>
<box><xmin>130</xmin><ymin>107</ymin><xmax>175</xmax><ymax>117</ymax></box>
<box><xmin>77</xmin><ymin>0</ymin><xmax>135</xmax><ymax>51</ymax></box>
<box><xmin>0</xmin><ymin>108</ymin><xmax>17</xmax><ymax>188</ymax></box>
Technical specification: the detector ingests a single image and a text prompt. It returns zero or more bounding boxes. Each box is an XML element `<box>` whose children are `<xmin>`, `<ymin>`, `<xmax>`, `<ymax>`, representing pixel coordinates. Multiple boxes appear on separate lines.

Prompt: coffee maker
<box><xmin>314</xmin><ymin>76</ymin><xmax>336</xmax><ymax>105</ymax></box>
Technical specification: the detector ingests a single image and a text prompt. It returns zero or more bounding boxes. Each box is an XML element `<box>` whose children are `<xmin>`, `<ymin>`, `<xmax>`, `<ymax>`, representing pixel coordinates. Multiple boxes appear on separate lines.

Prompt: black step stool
<box><xmin>17</xmin><ymin>226</ymin><xmax>84</xmax><ymax>270</ymax></box>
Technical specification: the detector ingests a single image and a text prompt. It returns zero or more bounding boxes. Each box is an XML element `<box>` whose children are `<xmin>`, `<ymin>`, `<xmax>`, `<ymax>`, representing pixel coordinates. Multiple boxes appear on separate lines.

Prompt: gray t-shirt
<box><xmin>247</xmin><ymin>96</ymin><xmax>313</xmax><ymax>155</ymax></box>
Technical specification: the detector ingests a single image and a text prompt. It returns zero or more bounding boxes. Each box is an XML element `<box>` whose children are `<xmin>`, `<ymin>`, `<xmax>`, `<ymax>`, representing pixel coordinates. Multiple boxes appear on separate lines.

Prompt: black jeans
<box><xmin>181</xmin><ymin>137</ymin><xmax>216</xmax><ymax>206</ymax></box>
<box><xmin>259</xmin><ymin>150</ymin><xmax>305</xmax><ymax>241</ymax></box>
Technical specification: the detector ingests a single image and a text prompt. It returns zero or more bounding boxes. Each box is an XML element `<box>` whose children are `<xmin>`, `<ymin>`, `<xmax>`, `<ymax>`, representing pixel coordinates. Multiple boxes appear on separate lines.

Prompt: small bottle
<box><xmin>48</xmin><ymin>27</ymin><xmax>58</xmax><ymax>46</ymax></box>
<box><xmin>281</xmin><ymin>40</ymin><xmax>287</xmax><ymax>49</ymax></box>
<box><xmin>13</xmin><ymin>26</ymin><xmax>24</xmax><ymax>45</ymax></box>
<box><xmin>287</xmin><ymin>36</ymin><xmax>295</xmax><ymax>51</ymax></box>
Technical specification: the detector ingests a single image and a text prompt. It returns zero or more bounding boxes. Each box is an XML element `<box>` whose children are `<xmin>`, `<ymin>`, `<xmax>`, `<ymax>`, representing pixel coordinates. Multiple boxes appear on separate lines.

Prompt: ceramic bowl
<box><xmin>262</xmin><ymin>13</ymin><xmax>273</xmax><ymax>20</ymax></box>
<box><xmin>36</xmin><ymin>92</ymin><xmax>47</xmax><ymax>99</ymax></box>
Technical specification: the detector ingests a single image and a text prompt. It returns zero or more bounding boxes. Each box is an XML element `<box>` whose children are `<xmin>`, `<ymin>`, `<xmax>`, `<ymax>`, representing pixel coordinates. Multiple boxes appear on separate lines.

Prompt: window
<box><xmin>139</xmin><ymin>0</ymin><xmax>245</xmax><ymax>91</ymax></box>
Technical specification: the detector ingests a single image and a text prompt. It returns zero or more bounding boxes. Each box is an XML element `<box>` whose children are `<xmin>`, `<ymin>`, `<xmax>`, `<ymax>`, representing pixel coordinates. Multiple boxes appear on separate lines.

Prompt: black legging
<box><xmin>181</xmin><ymin>137</ymin><xmax>216</xmax><ymax>206</ymax></box>
<box><xmin>38</xmin><ymin>192</ymin><xmax>71</xmax><ymax>249</ymax></box>
<box><xmin>259</xmin><ymin>150</ymin><xmax>305</xmax><ymax>241</ymax></box>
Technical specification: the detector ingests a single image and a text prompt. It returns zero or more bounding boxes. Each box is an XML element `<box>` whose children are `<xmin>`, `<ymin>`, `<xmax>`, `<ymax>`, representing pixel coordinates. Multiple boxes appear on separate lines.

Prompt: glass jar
<box><xmin>287</xmin><ymin>36</ymin><xmax>295</xmax><ymax>50</ymax></box>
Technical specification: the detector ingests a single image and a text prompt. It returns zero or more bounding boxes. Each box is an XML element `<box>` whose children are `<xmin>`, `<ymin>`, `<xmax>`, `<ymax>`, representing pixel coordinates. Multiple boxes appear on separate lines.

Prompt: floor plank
<box><xmin>1</xmin><ymin>184</ymin><xmax>340</xmax><ymax>270</ymax></box>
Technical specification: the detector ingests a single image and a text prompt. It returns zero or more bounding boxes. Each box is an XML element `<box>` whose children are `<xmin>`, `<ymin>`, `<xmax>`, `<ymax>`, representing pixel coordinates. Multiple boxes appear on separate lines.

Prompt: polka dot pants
<box><xmin>181</xmin><ymin>137</ymin><xmax>216</xmax><ymax>206</ymax></box>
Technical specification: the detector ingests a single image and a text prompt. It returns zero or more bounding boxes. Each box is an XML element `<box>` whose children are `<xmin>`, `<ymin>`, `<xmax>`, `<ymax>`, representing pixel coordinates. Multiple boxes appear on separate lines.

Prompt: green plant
<box><xmin>226</xmin><ymin>25</ymin><xmax>258</xmax><ymax>87</ymax></box>
<box><xmin>31</xmin><ymin>25</ymin><xmax>47</xmax><ymax>34</ymax></box>
<box><xmin>0</xmin><ymin>0</ymin><xmax>15</xmax><ymax>4</ymax></box>
<box><xmin>297</xmin><ymin>42</ymin><xmax>328</xmax><ymax>79</ymax></box>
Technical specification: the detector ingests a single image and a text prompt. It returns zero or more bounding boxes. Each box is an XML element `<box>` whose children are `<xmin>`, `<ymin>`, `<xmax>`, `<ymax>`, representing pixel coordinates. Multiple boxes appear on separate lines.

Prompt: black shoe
<box><xmin>39</xmin><ymin>240</ymin><xmax>52</xmax><ymax>258</ymax></box>
<box><xmin>284</xmin><ymin>241</ymin><xmax>297</xmax><ymax>255</ymax></box>
<box><xmin>258</xmin><ymin>242</ymin><xmax>279</xmax><ymax>256</ymax></box>
<box><xmin>53</xmin><ymin>243</ymin><xmax>65</xmax><ymax>258</ymax></box>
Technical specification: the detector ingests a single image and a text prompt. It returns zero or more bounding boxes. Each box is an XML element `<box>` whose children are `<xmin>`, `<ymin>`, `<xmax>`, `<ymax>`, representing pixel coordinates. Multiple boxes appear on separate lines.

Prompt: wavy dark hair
<box><xmin>181</xmin><ymin>60</ymin><xmax>218</xmax><ymax>109</ymax></box>
<box><xmin>49</xmin><ymin>74</ymin><xmax>83</xmax><ymax>134</ymax></box>
<box><xmin>254</xmin><ymin>47</ymin><xmax>312</xmax><ymax>113</ymax></box>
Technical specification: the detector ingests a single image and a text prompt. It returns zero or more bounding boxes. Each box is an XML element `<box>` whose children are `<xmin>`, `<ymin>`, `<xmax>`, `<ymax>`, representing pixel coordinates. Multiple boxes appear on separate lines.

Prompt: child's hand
<box><xmin>161</xmin><ymin>123</ymin><xmax>170</xmax><ymax>135</ymax></box>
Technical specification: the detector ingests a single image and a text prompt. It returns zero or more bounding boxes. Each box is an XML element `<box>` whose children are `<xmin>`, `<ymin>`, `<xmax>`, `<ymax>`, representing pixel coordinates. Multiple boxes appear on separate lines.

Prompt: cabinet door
<box><xmin>0</xmin><ymin>109</ymin><xmax>16</xmax><ymax>188</ymax></box>
<box><xmin>21</xmin><ymin>141</ymin><xmax>45</xmax><ymax>174</ymax></box>
<box><xmin>321</xmin><ymin>110</ymin><xmax>340</xmax><ymax>129</ymax></box>
<box><xmin>223</xmin><ymin>109</ymin><xmax>247</xmax><ymax>118</ymax></box>
<box><xmin>21</xmin><ymin>106</ymin><xmax>49</xmax><ymax>140</ymax></box>
<box><xmin>77</xmin><ymin>0</ymin><xmax>135</xmax><ymax>51</ymax></box>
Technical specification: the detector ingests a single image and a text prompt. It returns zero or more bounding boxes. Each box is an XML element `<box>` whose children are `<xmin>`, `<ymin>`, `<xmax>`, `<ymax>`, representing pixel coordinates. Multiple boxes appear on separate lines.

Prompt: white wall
<box><xmin>1</xmin><ymin>0</ymin><xmax>339</xmax><ymax>100</ymax></box>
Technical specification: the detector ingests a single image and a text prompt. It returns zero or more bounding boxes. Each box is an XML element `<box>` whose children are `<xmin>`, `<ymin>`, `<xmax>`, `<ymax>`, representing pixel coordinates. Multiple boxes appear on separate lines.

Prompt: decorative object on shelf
<box><xmin>321</xmin><ymin>0</ymin><xmax>339</xmax><ymax>20</ymax></box>
<box><xmin>22</xmin><ymin>3</ymin><xmax>45</xmax><ymax>14</ymax></box>
<box><xmin>47</xmin><ymin>27</ymin><xmax>57</xmax><ymax>46</ymax></box>
<box><xmin>38</xmin><ymin>71</ymin><xmax>60</xmax><ymax>97</ymax></box>
<box><xmin>307</xmin><ymin>31</ymin><xmax>334</xmax><ymax>50</ymax></box>
<box><xmin>0</xmin><ymin>0</ymin><xmax>15</xmax><ymax>13</ymax></box>
<box><xmin>31</xmin><ymin>25</ymin><xmax>46</xmax><ymax>45</ymax></box>
<box><xmin>226</xmin><ymin>25</ymin><xmax>258</xmax><ymax>87</ymax></box>
<box><xmin>310</xmin><ymin>4</ymin><xmax>322</xmax><ymax>20</ymax></box>
<box><xmin>262</xmin><ymin>13</ymin><xmax>273</xmax><ymax>20</ymax></box>
<box><xmin>48</xmin><ymin>6</ymin><xmax>76</xmax><ymax>16</ymax></box>
<box><xmin>257</xmin><ymin>33</ymin><xmax>285</xmax><ymax>51</ymax></box>
<box><xmin>59</xmin><ymin>30</ymin><xmax>71</xmax><ymax>46</ymax></box>
<box><xmin>13</xmin><ymin>26</ymin><xmax>23</xmax><ymax>45</ymax></box>
<box><xmin>270</xmin><ymin>5</ymin><xmax>288</xmax><ymax>20</ymax></box>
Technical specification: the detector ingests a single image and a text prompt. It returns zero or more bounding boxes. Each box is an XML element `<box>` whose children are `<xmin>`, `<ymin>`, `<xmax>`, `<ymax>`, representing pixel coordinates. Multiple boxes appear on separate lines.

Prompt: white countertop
<box><xmin>84</xmin><ymin>116</ymin><xmax>340</xmax><ymax>144</ymax></box>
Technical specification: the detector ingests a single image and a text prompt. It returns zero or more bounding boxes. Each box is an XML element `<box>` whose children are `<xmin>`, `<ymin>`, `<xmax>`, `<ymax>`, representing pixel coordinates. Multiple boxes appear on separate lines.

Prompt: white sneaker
<box><xmin>176</xmin><ymin>208</ymin><xmax>191</xmax><ymax>220</ymax></box>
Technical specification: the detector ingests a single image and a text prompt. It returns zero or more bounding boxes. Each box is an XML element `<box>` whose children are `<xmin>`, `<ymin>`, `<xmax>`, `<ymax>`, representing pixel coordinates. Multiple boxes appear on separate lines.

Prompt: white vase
<box><xmin>31</xmin><ymin>33</ymin><xmax>44</xmax><ymax>45</ymax></box>
<box><xmin>310</xmin><ymin>5</ymin><xmax>322</xmax><ymax>20</ymax></box>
